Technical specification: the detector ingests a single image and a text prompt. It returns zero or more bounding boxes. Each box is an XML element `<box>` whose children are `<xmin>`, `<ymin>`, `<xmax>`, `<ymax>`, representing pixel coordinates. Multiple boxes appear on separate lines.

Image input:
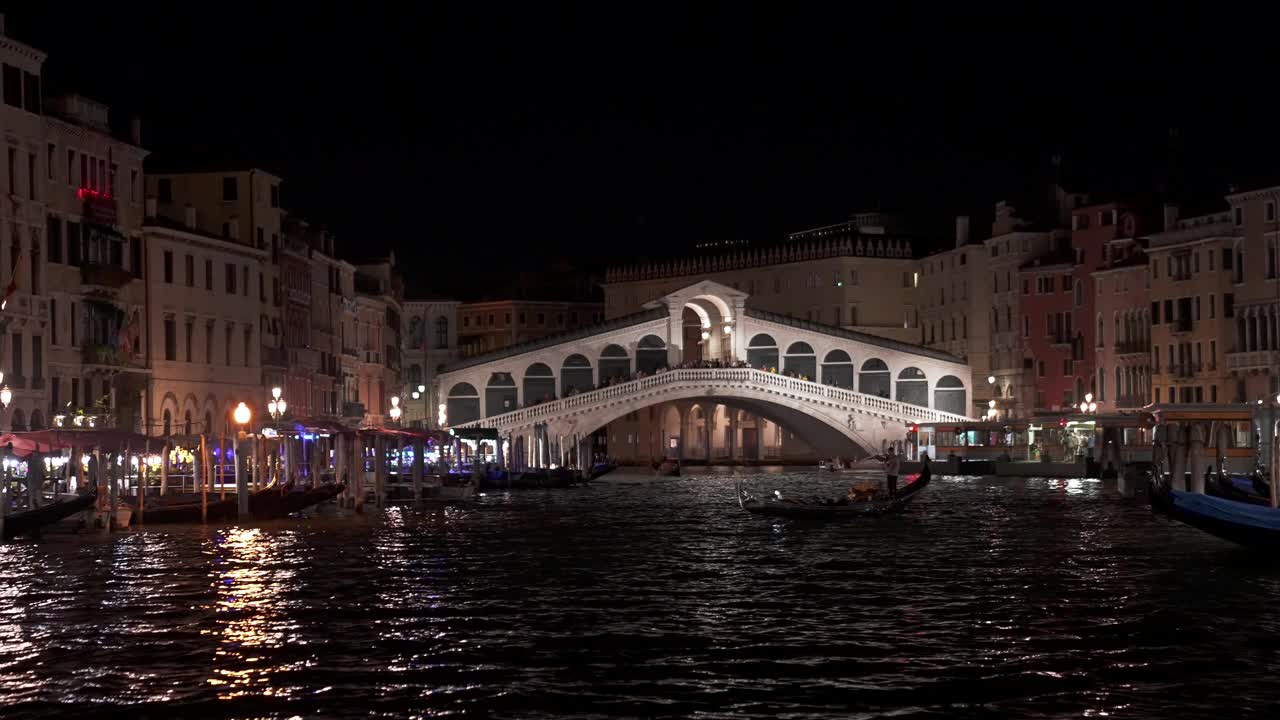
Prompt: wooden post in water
<box><xmin>235</xmin><ymin>433</ymin><xmax>249</xmax><ymax>519</ymax></box>
<box><xmin>1</xmin><ymin>454</ymin><xmax>9</xmax><ymax>542</ymax></box>
<box><xmin>396</xmin><ymin>436</ymin><xmax>405</xmax><ymax>500</ymax></box>
<box><xmin>354</xmin><ymin>433</ymin><xmax>365</xmax><ymax>513</ymax></box>
<box><xmin>159</xmin><ymin>441</ymin><xmax>169</xmax><ymax>496</ymax></box>
<box><xmin>29</xmin><ymin>451</ymin><xmax>44</xmax><ymax>510</ymax></box>
<box><xmin>218</xmin><ymin>433</ymin><xmax>227</xmax><ymax>500</ymax></box>
<box><xmin>334</xmin><ymin>432</ymin><xmax>347</xmax><ymax>507</ymax></box>
<box><xmin>197</xmin><ymin>434</ymin><xmax>208</xmax><ymax>523</ymax></box>
<box><xmin>412</xmin><ymin>436</ymin><xmax>424</xmax><ymax>504</ymax></box>
<box><xmin>138</xmin><ymin>442</ymin><xmax>148</xmax><ymax>525</ymax></box>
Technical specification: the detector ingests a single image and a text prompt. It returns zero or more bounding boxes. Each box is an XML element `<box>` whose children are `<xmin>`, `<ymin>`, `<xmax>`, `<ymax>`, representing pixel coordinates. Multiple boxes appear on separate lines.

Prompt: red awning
<box><xmin>0</xmin><ymin>429</ymin><xmax>155</xmax><ymax>457</ymax></box>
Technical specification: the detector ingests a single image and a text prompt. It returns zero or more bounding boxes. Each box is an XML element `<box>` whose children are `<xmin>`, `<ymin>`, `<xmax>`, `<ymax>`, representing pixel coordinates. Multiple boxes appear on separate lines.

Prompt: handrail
<box><xmin>451</xmin><ymin>367</ymin><xmax>973</xmax><ymax>429</ymax></box>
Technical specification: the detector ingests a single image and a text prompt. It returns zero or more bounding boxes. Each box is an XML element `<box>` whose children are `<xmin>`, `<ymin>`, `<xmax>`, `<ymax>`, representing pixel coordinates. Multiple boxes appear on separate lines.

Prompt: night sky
<box><xmin>6</xmin><ymin>6</ymin><xmax>1277</xmax><ymax>296</ymax></box>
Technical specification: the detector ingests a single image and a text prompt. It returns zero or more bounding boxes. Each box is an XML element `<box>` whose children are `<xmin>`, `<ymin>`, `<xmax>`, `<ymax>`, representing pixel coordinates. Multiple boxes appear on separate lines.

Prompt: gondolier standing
<box><xmin>884</xmin><ymin>447</ymin><xmax>900</xmax><ymax>497</ymax></box>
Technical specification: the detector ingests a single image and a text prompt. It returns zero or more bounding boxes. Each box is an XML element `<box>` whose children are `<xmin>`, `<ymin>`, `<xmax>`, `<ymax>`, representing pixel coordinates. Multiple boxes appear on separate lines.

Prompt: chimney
<box><xmin>1162</xmin><ymin>203</ymin><xmax>1179</xmax><ymax>231</ymax></box>
<box><xmin>130</xmin><ymin>116</ymin><xmax>142</xmax><ymax>146</ymax></box>
<box><xmin>184</xmin><ymin>204</ymin><xmax>197</xmax><ymax>229</ymax></box>
<box><xmin>955</xmin><ymin>215</ymin><xmax>970</xmax><ymax>248</ymax></box>
<box><xmin>145</xmin><ymin>196</ymin><xmax>157</xmax><ymax>217</ymax></box>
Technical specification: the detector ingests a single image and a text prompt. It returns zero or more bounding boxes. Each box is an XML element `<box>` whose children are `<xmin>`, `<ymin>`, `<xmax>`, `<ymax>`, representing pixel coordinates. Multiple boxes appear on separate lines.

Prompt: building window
<box><xmin>225</xmin><ymin>325</ymin><xmax>233</xmax><ymax>366</ymax></box>
<box><xmin>435</xmin><ymin>316</ymin><xmax>449</xmax><ymax>349</ymax></box>
<box><xmin>242</xmin><ymin>266</ymin><xmax>249</xmax><ymax>296</ymax></box>
<box><xmin>1037</xmin><ymin>360</ymin><xmax>1045</xmax><ymax>377</ymax></box>
<box><xmin>184</xmin><ymin>319</ymin><xmax>193</xmax><ymax>362</ymax></box>
<box><xmin>163</xmin><ymin>317</ymin><xmax>176</xmax><ymax>361</ymax></box>
<box><xmin>1233</xmin><ymin>206</ymin><xmax>1243</xmax><ymax>226</ymax></box>
<box><xmin>226</xmin><ymin>263</ymin><xmax>237</xmax><ymax>294</ymax></box>
<box><xmin>243</xmin><ymin>327</ymin><xmax>252</xmax><ymax>367</ymax></box>
<box><xmin>185</xmin><ymin>254</ymin><xmax>194</xmax><ymax>286</ymax></box>
<box><xmin>205</xmin><ymin>259</ymin><xmax>213</xmax><ymax>290</ymax></box>
<box><xmin>1224</xmin><ymin>293</ymin><xmax>1234</xmax><ymax>318</ymax></box>
<box><xmin>1022</xmin><ymin>316</ymin><xmax>1029</xmax><ymax>338</ymax></box>
<box><xmin>222</xmin><ymin>176</ymin><xmax>238</xmax><ymax>201</ymax></box>
<box><xmin>1063</xmin><ymin>358</ymin><xmax>1073</xmax><ymax>376</ymax></box>
<box><xmin>163</xmin><ymin>251</ymin><xmax>173</xmax><ymax>283</ymax></box>
<box><xmin>46</xmin><ymin>215</ymin><xmax>62</xmax><ymax>264</ymax></box>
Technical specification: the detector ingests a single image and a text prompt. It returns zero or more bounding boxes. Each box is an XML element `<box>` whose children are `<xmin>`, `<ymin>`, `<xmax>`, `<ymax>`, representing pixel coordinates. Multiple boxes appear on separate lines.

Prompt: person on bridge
<box><xmin>884</xmin><ymin>447</ymin><xmax>900</xmax><ymax>497</ymax></box>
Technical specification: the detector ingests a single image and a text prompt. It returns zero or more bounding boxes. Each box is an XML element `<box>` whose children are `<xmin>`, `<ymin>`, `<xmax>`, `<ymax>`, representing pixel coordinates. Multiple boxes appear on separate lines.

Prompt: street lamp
<box><xmin>233</xmin><ymin>401</ymin><xmax>251</xmax><ymax>427</ymax></box>
<box><xmin>987</xmin><ymin>375</ymin><xmax>996</xmax><ymax>385</ymax></box>
<box><xmin>389</xmin><ymin>396</ymin><xmax>402</xmax><ymax>424</ymax></box>
<box><xmin>267</xmin><ymin>387</ymin><xmax>287</xmax><ymax>421</ymax></box>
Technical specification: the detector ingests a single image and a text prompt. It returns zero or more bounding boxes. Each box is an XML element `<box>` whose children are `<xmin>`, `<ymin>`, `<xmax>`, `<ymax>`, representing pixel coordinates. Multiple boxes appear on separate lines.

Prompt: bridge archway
<box><xmin>896</xmin><ymin>366</ymin><xmax>928</xmax><ymax>407</ymax></box>
<box><xmin>783</xmin><ymin>342</ymin><xmax>816</xmax><ymax>379</ymax></box>
<box><xmin>485</xmin><ymin>372</ymin><xmax>517</xmax><ymax>417</ymax></box>
<box><xmin>636</xmin><ymin>335</ymin><xmax>667</xmax><ymax>374</ymax></box>
<box><xmin>599</xmin><ymin>344</ymin><xmax>630</xmax><ymax>384</ymax></box>
<box><xmin>747</xmin><ymin>333</ymin><xmax>779</xmax><ymax>370</ymax></box>
<box><xmin>934</xmin><ymin>374</ymin><xmax>966</xmax><ymax>415</ymax></box>
<box><xmin>821</xmin><ymin>349</ymin><xmax>854</xmax><ymax>388</ymax></box>
<box><xmin>859</xmin><ymin>358</ymin><xmax>890</xmax><ymax>398</ymax></box>
<box><xmin>524</xmin><ymin>363</ymin><xmax>555</xmax><ymax>405</ymax></box>
<box><xmin>561</xmin><ymin>354</ymin><xmax>593</xmax><ymax>395</ymax></box>
<box><xmin>447</xmin><ymin>382</ymin><xmax>480</xmax><ymax>425</ymax></box>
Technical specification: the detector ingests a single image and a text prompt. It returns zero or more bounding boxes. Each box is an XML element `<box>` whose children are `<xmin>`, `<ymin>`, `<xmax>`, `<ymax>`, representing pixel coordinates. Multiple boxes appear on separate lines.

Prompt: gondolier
<box><xmin>884</xmin><ymin>447</ymin><xmax>900</xmax><ymax>496</ymax></box>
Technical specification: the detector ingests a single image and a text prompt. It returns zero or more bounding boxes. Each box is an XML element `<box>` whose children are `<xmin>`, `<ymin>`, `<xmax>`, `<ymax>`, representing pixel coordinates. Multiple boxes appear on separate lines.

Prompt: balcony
<box><xmin>81</xmin><ymin>343</ymin><xmax>141</xmax><ymax>368</ymax></box>
<box><xmin>80</xmin><ymin>263</ymin><xmax>134</xmax><ymax>290</ymax></box>
<box><xmin>288</xmin><ymin>346</ymin><xmax>320</xmax><ymax>372</ymax></box>
<box><xmin>341</xmin><ymin>345</ymin><xmax>358</xmax><ymax>358</ymax></box>
<box><xmin>1049</xmin><ymin>333</ymin><xmax>1072</xmax><ymax>349</ymax></box>
<box><xmin>1227</xmin><ymin>350</ymin><xmax>1280</xmax><ymax>371</ymax></box>
<box><xmin>261</xmin><ymin>344</ymin><xmax>288</xmax><ymax>368</ymax></box>
<box><xmin>1113</xmin><ymin>394</ymin><xmax>1149</xmax><ymax>409</ymax></box>
<box><xmin>1113</xmin><ymin>341</ymin><xmax>1149</xmax><ymax>357</ymax></box>
<box><xmin>1171</xmin><ymin>319</ymin><xmax>1193</xmax><ymax>335</ymax></box>
<box><xmin>342</xmin><ymin>401</ymin><xmax>365</xmax><ymax>418</ymax></box>
<box><xmin>1168</xmin><ymin>362</ymin><xmax>1203</xmax><ymax>380</ymax></box>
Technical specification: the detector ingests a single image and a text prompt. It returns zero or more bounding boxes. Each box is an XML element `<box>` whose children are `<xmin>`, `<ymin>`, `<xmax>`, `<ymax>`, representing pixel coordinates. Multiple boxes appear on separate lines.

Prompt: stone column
<box><xmin>728</xmin><ymin>409</ymin><xmax>738</xmax><ymax>462</ymax></box>
<box><xmin>703</xmin><ymin>409</ymin><xmax>712</xmax><ymax>464</ymax></box>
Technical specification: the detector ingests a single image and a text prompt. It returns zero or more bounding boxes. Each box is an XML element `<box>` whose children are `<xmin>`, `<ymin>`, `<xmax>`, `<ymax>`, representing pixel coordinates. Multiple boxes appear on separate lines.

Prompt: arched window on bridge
<box><xmin>636</xmin><ymin>335</ymin><xmax>667</xmax><ymax>374</ymax></box>
<box><xmin>747</xmin><ymin>333</ymin><xmax>779</xmax><ymax>370</ymax></box>
<box><xmin>447</xmin><ymin>382</ymin><xmax>480</xmax><ymax>425</ymax></box>
<box><xmin>933</xmin><ymin>375</ymin><xmax>966</xmax><ymax>415</ymax></box>
<box><xmin>783</xmin><ymin>342</ymin><xmax>816</xmax><ymax>380</ymax></box>
<box><xmin>485</xmin><ymin>372</ymin><xmax>517</xmax><ymax>417</ymax></box>
<box><xmin>599</xmin><ymin>344</ymin><xmax>630</xmax><ymax>384</ymax></box>
<box><xmin>523</xmin><ymin>362</ymin><xmax>556</xmax><ymax>405</ymax></box>
<box><xmin>896</xmin><ymin>366</ymin><xmax>928</xmax><ymax>407</ymax></box>
<box><xmin>859</xmin><ymin>358</ymin><xmax>890</xmax><ymax>398</ymax></box>
<box><xmin>821</xmin><ymin>349</ymin><xmax>854</xmax><ymax>389</ymax></box>
<box><xmin>561</xmin><ymin>354</ymin><xmax>594</xmax><ymax>395</ymax></box>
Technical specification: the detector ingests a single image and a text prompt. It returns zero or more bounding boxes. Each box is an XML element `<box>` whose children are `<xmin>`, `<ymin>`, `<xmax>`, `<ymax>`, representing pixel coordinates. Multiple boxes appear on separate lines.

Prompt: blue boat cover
<box><xmin>1172</xmin><ymin>488</ymin><xmax>1280</xmax><ymax>531</ymax></box>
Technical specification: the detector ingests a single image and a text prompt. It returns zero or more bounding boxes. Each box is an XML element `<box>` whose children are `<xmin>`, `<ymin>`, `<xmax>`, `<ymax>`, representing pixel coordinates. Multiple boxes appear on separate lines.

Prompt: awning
<box><xmin>0</xmin><ymin>429</ymin><xmax>155</xmax><ymax>457</ymax></box>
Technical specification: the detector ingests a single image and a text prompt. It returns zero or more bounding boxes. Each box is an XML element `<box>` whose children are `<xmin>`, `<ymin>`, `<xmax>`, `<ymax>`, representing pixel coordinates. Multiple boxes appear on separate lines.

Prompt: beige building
<box><xmin>984</xmin><ymin>203</ymin><xmax>1060</xmax><ymax>419</ymax></box>
<box><xmin>918</xmin><ymin>217</ymin><xmax>990</xmax><ymax>415</ymax></box>
<box><xmin>604</xmin><ymin>235</ymin><xmax>922</xmax><ymax>343</ymax></box>
<box><xmin>1222</xmin><ymin>186</ymin><xmax>1280</xmax><ymax>403</ymax></box>
<box><xmin>351</xmin><ymin>256</ymin><xmax>404</xmax><ymax>427</ymax></box>
<box><xmin>1090</xmin><ymin>240</ymin><xmax>1151</xmax><ymax>409</ymax></box>
<box><xmin>141</xmin><ymin>213</ymin><xmax>269</xmax><ymax>435</ymax></box>
<box><xmin>1146</xmin><ymin>209</ymin><xmax>1236</xmax><ymax>404</ymax></box>
<box><xmin>1</xmin><ymin>24</ymin><xmax>150</xmax><ymax>432</ymax></box>
<box><xmin>402</xmin><ymin>296</ymin><xmax>460</xmax><ymax>428</ymax></box>
<box><xmin>458</xmin><ymin>299</ymin><xmax>603</xmax><ymax>358</ymax></box>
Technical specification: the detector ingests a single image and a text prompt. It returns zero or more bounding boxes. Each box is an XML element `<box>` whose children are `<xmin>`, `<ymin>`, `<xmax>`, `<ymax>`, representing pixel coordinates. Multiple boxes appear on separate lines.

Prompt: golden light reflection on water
<box><xmin>206</xmin><ymin>526</ymin><xmax>306</xmax><ymax>700</ymax></box>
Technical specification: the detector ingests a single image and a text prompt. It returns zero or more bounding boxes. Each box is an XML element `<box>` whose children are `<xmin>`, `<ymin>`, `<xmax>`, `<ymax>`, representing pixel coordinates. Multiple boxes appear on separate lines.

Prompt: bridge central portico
<box><xmin>437</xmin><ymin>280</ymin><xmax>973</xmax><ymax>466</ymax></box>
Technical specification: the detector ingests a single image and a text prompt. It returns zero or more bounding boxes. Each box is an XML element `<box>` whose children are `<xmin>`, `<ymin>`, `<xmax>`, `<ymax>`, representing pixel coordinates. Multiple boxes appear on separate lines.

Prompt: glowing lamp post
<box><xmin>267</xmin><ymin>387</ymin><xmax>287</xmax><ymax>421</ymax></box>
<box><xmin>389</xmin><ymin>396</ymin><xmax>402</xmax><ymax>425</ymax></box>
<box><xmin>1078</xmin><ymin>393</ymin><xmax>1098</xmax><ymax>414</ymax></box>
<box><xmin>232</xmin><ymin>402</ymin><xmax>252</xmax><ymax>517</ymax></box>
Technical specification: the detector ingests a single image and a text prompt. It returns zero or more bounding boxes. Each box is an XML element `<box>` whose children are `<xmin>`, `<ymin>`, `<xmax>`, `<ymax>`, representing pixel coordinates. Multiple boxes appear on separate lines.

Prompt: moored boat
<box><xmin>2</xmin><ymin>491</ymin><xmax>97</xmax><ymax>540</ymax></box>
<box><xmin>655</xmin><ymin>459</ymin><xmax>680</xmax><ymax>477</ymax></box>
<box><xmin>738</xmin><ymin>462</ymin><xmax>931</xmax><ymax>518</ymax></box>
<box><xmin>1150</xmin><ymin>475</ymin><xmax>1280</xmax><ymax>550</ymax></box>
<box><xmin>589</xmin><ymin>461</ymin><xmax>617</xmax><ymax>480</ymax></box>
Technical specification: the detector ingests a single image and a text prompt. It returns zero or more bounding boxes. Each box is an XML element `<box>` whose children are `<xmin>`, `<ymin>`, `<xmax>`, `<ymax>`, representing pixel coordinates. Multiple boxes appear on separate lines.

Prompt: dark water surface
<box><xmin>2</xmin><ymin>468</ymin><xmax>1280</xmax><ymax>719</ymax></box>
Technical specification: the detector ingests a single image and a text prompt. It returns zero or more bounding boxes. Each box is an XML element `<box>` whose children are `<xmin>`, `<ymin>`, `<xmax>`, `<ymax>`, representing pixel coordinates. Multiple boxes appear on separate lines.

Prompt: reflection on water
<box><xmin>0</xmin><ymin>469</ymin><xmax>1279</xmax><ymax>718</ymax></box>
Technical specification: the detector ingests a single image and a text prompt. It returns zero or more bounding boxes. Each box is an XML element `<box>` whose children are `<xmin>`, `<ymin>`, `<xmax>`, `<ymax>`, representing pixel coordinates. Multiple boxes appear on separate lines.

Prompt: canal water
<box><xmin>2</xmin><ymin>468</ymin><xmax>1279</xmax><ymax>718</ymax></box>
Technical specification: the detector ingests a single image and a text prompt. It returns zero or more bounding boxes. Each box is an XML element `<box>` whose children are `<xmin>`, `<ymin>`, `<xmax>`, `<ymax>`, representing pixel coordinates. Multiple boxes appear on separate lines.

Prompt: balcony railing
<box><xmin>1227</xmin><ymin>350</ymin><xmax>1280</xmax><ymax>370</ymax></box>
<box><xmin>1171</xmin><ymin>319</ymin><xmax>1193</xmax><ymax>334</ymax></box>
<box><xmin>1113</xmin><ymin>341</ymin><xmax>1149</xmax><ymax>356</ymax></box>
<box><xmin>342</xmin><ymin>401</ymin><xmax>365</xmax><ymax>418</ymax></box>
<box><xmin>80</xmin><ymin>263</ymin><xmax>134</xmax><ymax>289</ymax></box>
<box><xmin>261</xmin><ymin>344</ymin><xmax>288</xmax><ymax>367</ymax></box>
<box><xmin>1169</xmin><ymin>362</ymin><xmax>1202</xmax><ymax>378</ymax></box>
<box><xmin>81</xmin><ymin>344</ymin><xmax>140</xmax><ymax>368</ymax></box>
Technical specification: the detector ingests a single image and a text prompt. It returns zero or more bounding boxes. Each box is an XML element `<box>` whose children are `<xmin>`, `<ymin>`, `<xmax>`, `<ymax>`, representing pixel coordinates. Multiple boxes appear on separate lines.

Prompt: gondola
<box><xmin>2</xmin><ymin>491</ymin><xmax>97</xmax><ymax>540</ymax></box>
<box><xmin>1149</xmin><ymin>475</ymin><xmax>1280</xmax><ymax>551</ymax></box>
<box><xmin>1204</xmin><ymin>472</ymin><xmax>1273</xmax><ymax>507</ymax></box>
<box><xmin>737</xmin><ymin>461</ymin><xmax>931</xmax><ymax>519</ymax></box>
<box><xmin>655</xmin><ymin>459</ymin><xmax>680</xmax><ymax>477</ymax></box>
<box><xmin>271</xmin><ymin>482</ymin><xmax>346</xmax><ymax>515</ymax></box>
<box><xmin>589</xmin><ymin>461</ymin><xmax>617</xmax><ymax>480</ymax></box>
<box><xmin>130</xmin><ymin>477</ymin><xmax>303</xmax><ymax>524</ymax></box>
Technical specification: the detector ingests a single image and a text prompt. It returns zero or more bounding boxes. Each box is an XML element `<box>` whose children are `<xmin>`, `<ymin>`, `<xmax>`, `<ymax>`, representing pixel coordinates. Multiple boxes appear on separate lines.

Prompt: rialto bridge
<box><xmin>437</xmin><ymin>281</ymin><xmax>973</xmax><ymax>467</ymax></box>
